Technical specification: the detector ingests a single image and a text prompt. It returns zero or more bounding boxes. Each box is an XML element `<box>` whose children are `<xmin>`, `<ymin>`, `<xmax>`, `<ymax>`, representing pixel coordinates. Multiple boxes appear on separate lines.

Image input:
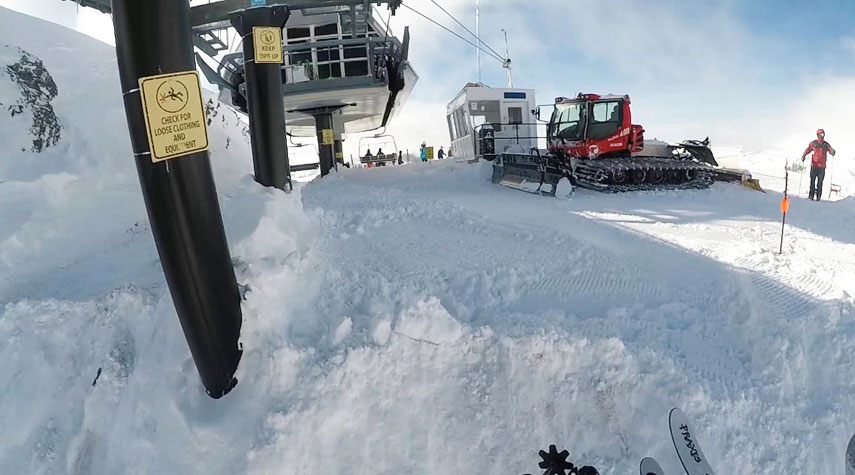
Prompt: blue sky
<box><xmin>1</xmin><ymin>0</ymin><xmax>853</xmax><ymax>157</ymax></box>
<box><xmin>386</xmin><ymin>0</ymin><xmax>855</xmax><ymax>153</ymax></box>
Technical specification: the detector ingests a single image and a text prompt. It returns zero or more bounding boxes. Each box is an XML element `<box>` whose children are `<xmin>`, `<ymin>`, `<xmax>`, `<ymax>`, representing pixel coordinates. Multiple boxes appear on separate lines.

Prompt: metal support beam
<box><xmin>64</xmin><ymin>0</ymin><xmax>401</xmax><ymax>27</ymax></box>
<box><xmin>283</xmin><ymin>37</ymin><xmax>391</xmax><ymax>53</ymax></box>
<box><xmin>288</xmin><ymin>104</ymin><xmax>351</xmax><ymax>176</ymax></box>
<box><xmin>112</xmin><ymin>0</ymin><xmax>242</xmax><ymax>399</ymax></box>
<box><xmin>230</xmin><ymin>6</ymin><xmax>292</xmax><ymax>191</ymax></box>
<box><xmin>192</xmin><ymin>0</ymin><xmax>401</xmax><ymax>28</ymax></box>
<box><xmin>334</xmin><ymin>133</ymin><xmax>344</xmax><ymax>167</ymax></box>
<box><xmin>314</xmin><ymin>112</ymin><xmax>335</xmax><ymax>176</ymax></box>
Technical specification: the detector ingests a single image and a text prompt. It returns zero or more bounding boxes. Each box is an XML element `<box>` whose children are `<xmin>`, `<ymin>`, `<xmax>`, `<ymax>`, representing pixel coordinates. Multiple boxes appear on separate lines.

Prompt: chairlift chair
<box><xmin>358</xmin><ymin>131</ymin><xmax>399</xmax><ymax>167</ymax></box>
<box><xmin>287</xmin><ymin>140</ymin><xmax>321</xmax><ymax>180</ymax></box>
<box><xmin>829</xmin><ymin>156</ymin><xmax>843</xmax><ymax>197</ymax></box>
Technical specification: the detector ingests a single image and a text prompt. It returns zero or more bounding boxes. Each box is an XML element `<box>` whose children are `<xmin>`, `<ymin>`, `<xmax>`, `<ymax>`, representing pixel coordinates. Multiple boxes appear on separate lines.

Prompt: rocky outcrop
<box><xmin>2</xmin><ymin>46</ymin><xmax>61</xmax><ymax>152</ymax></box>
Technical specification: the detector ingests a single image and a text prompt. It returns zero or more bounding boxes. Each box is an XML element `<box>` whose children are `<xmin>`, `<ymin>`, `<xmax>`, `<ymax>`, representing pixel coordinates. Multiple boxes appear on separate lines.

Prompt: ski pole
<box><xmin>798</xmin><ymin>160</ymin><xmax>804</xmax><ymax>199</ymax></box>
<box><xmin>780</xmin><ymin>167</ymin><xmax>789</xmax><ymax>255</ymax></box>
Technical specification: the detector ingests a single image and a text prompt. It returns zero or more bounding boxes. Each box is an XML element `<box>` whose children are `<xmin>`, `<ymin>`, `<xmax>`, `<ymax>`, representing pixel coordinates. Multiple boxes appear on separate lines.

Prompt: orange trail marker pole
<box><xmin>779</xmin><ymin>167</ymin><xmax>790</xmax><ymax>255</ymax></box>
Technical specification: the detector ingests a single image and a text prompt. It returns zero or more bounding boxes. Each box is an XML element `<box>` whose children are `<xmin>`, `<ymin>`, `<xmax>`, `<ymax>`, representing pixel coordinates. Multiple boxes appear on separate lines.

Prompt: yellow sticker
<box><xmin>426</xmin><ymin>146</ymin><xmax>434</xmax><ymax>160</ymax></box>
<box><xmin>321</xmin><ymin>129</ymin><xmax>334</xmax><ymax>145</ymax></box>
<box><xmin>253</xmin><ymin>27</ymin><xmax>282</xmax><ymax>64</ymax></box>
<box><xmin>138</xmin><ymin>71</ymin><xmax>209</xmax><ymax>162</ymax></box>
<box><xmin>335</xmin><ymin>152</ymin><xmax>343</xmax><ymax>159</ymax></box>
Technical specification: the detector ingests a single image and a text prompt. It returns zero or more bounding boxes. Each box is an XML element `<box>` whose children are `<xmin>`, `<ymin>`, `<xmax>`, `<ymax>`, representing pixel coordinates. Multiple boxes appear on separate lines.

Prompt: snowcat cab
<box><xmin>547</xmin><ymin>94</ymin><xmax>644</xmax><ymax>160</ymax></box>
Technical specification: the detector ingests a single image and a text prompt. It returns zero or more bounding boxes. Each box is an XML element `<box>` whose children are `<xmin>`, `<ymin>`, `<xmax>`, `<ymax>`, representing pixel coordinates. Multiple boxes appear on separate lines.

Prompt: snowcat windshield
<box><xmin>551</xmin><ymin>102</ymin><xmax>584</xmax><ymax>141</ymax></box>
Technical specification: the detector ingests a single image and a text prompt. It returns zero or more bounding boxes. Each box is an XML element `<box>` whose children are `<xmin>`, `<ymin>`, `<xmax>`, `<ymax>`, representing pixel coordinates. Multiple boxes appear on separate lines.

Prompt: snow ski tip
<box><xmin>669</xmin><ymin>407</ymin><xmax>715</xmax><ymax>475</ymax></box>
<box><xmin>847</xmin><ymin>432</ymin><xmax>855</xmax><ymax>474</ymax></box>
<box><xmin>640</xmin><ymin>456</ymin><xmax>665</xmax><ymax>475</ymax></box>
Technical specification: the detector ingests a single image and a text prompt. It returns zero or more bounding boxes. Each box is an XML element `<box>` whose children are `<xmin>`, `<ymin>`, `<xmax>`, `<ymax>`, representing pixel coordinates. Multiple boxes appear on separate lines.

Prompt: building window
<box><xmin>283</xmin><ymin>14</ymin><xmax>388</xmax><ymax>81</ymax></box>
<box><xmin>315</xmin><ymin>23</ymin><xmax>338</xmax><ymax>36</ymax></box>
<box><xmin>287</xmin><ymin>27</ymin><xmax>310</xmax><ymax>40</ymax></box>
<box><xmin>508</xmin><ymin>107</ymin><xmax>523</xmax><ymax>125</ymax></box>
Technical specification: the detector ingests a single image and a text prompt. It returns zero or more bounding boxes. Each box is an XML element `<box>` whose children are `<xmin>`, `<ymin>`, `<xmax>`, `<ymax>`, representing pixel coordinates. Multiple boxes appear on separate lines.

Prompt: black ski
<box><xmin>846</xmin><ymin>432</ymin><xmax>855</xmax><ymax>474</ymax></box>
<box><xmin>668</xmin><ymin>408</ymin><xmax>715</xmax><ymax>475</ymax></box>
<box><xmin>640</xmin><ymin>456</ymin><xmax>666</xmax><ymax>475</ymax></box>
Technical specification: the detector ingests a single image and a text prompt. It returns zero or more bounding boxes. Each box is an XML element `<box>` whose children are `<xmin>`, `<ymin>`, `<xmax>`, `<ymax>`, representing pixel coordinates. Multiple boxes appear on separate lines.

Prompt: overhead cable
<box><xmin>428</xmin><ymin>0</ymin><xmax>505</xmax><ymax>60</ymax></box>
<box><xmin>401</xmin><ymin>2</ymin><xmax>504</xmax><ymax>63</ymax></box>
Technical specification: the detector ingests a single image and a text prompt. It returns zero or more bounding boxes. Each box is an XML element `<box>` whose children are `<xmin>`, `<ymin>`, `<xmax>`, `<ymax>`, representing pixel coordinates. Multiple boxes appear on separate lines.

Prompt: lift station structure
<box><xmin>66</xmin><ymin>0</ymin><xmax>418</xmax><ymax>176</ymax></box>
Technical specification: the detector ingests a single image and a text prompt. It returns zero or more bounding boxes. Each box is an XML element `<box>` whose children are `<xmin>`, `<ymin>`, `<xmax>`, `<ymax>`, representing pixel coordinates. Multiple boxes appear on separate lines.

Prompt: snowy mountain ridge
<box><xmin>2</xmin><ymin>7</ymin><xmax>855</xmax><ymax>475</ymax></box>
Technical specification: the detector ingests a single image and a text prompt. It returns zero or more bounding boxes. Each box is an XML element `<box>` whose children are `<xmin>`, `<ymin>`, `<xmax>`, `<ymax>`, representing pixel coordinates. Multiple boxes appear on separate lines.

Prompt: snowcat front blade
<box><xmin>492</xmin><ymin>153</ymin><xmax>561</xmax><ymax>196</ymax></box>
<box><xmin>496</xmin><ymin>173</ymin><xmax>556</xmax><ymax>196</ymax></box>
<box><xmin>740</xmin><ymin>178</ymin><xmax>764</xmax><ymax>192</ymax></box>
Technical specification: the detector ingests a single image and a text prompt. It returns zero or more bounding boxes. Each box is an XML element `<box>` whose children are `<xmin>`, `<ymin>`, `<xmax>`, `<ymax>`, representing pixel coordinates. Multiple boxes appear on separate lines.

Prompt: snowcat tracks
<box><xmin>493</xmin><ymin>154</ymin><xmax>715</xmax><ymax>195</ymax></box>
<box><xmin>574</xmin><ymin>157</ymin><xmax>714</xmax><ymax>193</ymax></box>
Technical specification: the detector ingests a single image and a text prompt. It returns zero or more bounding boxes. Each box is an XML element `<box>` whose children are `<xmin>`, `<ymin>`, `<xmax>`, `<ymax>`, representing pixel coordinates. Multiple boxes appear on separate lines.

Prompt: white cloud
<box><xmin>0</xmin><ymin>0</ymin><xmax>114</xmax><ymax>44</ymax></box>
<box><xmin>773</xmin><ymin>76</ymin><xmax>855</xmax><ymax>157</ymax></box>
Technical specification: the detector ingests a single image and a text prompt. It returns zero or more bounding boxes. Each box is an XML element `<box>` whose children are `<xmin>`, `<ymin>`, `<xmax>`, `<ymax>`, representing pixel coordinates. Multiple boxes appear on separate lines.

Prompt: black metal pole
<box><xmin>334</xmin><ymin>134</ymin><xmax>344</xmax><ymax>167</ymax></box>
<box><xmin>230</xmin><ymin>6</ymin><xmax>291</xmax><ymax>191</ymax></box>
<box><xmin>314</xmin><ymin>112</ymin><xmax>335</xmax><ymax>176</ymax></box>
<box><xmin>779</xmin><ymin>168</ymin><xmax>789</xmax><ymax>255</ymax></box>
<box><xmin>112</xmin><ymin>0</ymin><xmax>242</xmax><ymax>399</ymax></box>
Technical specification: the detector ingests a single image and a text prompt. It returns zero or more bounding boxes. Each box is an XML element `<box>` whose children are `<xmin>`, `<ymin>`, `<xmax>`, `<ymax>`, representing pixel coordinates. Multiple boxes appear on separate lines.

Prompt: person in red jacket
<box><xmin>801</xmin><ymin>128</ymin><xmax>836</xmax><ymax>201</ymax></box>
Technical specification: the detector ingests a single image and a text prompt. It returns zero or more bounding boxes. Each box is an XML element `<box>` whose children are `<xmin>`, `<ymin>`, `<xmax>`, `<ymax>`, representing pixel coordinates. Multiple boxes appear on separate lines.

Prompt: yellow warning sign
<box><xmin>138</xmin><ymin>71</ymin><xmax>209</xmax><ymax>162</ymax></box>
<box><xmin>335</xmin><ymin>152</ymin><xmax>343</xmax><ymax>159</ymax></box>
<box><xmin>426</xmin><ymin>146</ymin><xmax>434</xmax><ymax>160</ymax></box>
<box><xmin>253</xmin><ymin>26</ymin><xmax>282</xmax><ymax>64</ymax></box>
<box><xmin>321</xmin><ymin>129</ymin><xmax>334</xmax><ymax>145</ymax></box>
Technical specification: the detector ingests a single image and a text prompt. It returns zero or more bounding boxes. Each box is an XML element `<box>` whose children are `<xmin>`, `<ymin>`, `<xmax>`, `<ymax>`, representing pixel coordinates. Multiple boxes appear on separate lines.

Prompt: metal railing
<box><xmin>283</xmin><ymin>35</ymin><xmax>402</xmax><ymax>83</ymax></box>
<box><xmin>471</xmin><ymin>122</ymin><xmax>546</xmax><ymax>158</ymax></box>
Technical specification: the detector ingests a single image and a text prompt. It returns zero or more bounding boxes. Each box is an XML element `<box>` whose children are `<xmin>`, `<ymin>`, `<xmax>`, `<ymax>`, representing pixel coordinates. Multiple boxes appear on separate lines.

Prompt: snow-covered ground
<box><xmin>3</xmin><ymin>7</ymin><xmax>855</xmax><ymax>475</ymax></box>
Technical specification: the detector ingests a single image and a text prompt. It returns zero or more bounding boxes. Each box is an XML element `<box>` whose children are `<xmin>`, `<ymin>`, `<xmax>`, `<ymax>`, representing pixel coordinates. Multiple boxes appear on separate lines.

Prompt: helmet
<box><xmin>816</xmin><ymin>128</ymin><xmax>825</xmax><ymax>137</ymax></box>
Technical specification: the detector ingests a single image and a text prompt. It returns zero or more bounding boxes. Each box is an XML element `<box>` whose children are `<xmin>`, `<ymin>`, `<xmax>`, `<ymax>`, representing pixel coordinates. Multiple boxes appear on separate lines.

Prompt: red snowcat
<box><xmin>491</xmin><ymin>93</ymin><xmax>748</xmax><ymax>194</ymax></box>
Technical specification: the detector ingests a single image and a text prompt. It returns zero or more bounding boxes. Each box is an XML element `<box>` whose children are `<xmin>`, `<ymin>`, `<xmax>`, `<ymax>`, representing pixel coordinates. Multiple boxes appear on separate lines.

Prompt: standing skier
<box><xmin>801</xmin><ymin>128</ymin><xmax>836</xmax><ymax>201</ymax></box>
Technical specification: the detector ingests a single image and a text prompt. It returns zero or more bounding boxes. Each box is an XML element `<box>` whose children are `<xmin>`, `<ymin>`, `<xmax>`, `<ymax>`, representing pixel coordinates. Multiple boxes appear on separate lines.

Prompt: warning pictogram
<box><xmin>139</xmin><ymin>71</ymin><xmax>209</xmax><ymax>162</ymax></box>
<box><xmin>321</xmin><ymin>129</ymin><xmax>334</xmax><ymax>145</ymax></box>
<box><xmin>253</xmin><ymin>26</ymin><xmax>283</xmax><ymax>64</ymax></box>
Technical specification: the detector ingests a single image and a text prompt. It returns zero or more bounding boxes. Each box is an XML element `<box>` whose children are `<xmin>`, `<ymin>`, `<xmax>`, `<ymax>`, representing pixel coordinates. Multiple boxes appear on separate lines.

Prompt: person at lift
<box><xmin>437</xmin><ymin>146</ymin><xmax>445</xmax><ymax>160</ymax></box>
<box><xmin>801</xmin><ymin>128</ymin><xmax>836</xmax><ymax>201</ymax></box>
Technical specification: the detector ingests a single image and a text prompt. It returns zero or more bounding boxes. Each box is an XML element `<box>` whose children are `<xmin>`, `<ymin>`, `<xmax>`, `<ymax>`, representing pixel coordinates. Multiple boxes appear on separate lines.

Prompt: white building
<box><xmin>446</xmin><ymin>83</ymin><xmax>537</xmax><ymax>161</ymax></box>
